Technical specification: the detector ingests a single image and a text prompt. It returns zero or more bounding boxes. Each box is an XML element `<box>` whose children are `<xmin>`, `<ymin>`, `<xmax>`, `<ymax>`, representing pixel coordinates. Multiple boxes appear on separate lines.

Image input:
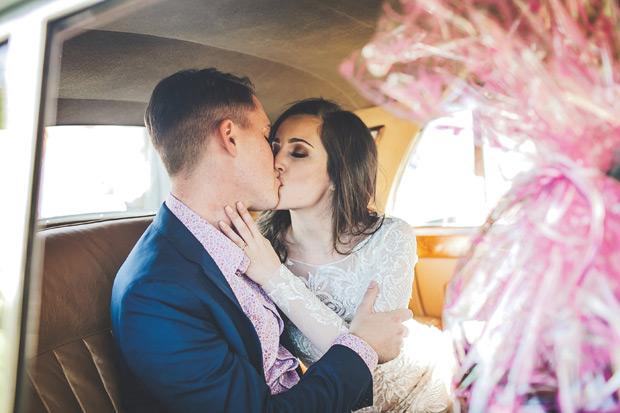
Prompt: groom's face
<box><xmin>236</xmin><ymin>97</ymin><xmax>281</xmax><ymax>211</ymax></box>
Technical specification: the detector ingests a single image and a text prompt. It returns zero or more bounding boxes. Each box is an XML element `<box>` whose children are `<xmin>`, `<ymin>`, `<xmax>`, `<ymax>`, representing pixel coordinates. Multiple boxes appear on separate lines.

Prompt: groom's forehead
<box><xmin>248</xmin><ymin>98</ymin><xmax>271</xmax><ymax>133</ymax></box>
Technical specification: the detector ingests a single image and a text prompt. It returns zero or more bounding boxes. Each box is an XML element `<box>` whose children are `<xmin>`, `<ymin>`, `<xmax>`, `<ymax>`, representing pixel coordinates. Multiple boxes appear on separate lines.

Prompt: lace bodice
<box><xmin>263</xmin><ymin>216</ymin><xmax>453</xmax><ymax>412</ymax></box>
<box><xmin>266</xmin><ymin>217</ymin><xmax>416</xmax><ymax>361</ymax></box>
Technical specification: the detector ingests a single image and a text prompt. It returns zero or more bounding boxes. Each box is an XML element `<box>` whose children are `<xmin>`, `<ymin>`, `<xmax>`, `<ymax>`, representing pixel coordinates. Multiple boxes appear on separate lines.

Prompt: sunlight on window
<box><xmin>390</xmin><ymin>111</ymin><xmax>534</xmax><ymax>227</ymax></box>
<box><xmin>392</xmin><ymin>111</ymin><xmax>485</xmax><ymax>226</ymax></box>
<box><xmin>483</xmin><ymin>141</ymin><xmax>536</xmax><ymax>211</ymax></box>
<box><xmin>39</xmin><ymin>125</ymin><xmax>169</xmax><ymax>219</ymax></box>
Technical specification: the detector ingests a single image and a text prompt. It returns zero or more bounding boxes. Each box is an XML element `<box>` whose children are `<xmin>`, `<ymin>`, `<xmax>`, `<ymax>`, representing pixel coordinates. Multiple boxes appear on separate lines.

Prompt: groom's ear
<box><xmin>216</xmin><ymin>119</ymin><xmax>238</xmax><ymax>157</ymax></box>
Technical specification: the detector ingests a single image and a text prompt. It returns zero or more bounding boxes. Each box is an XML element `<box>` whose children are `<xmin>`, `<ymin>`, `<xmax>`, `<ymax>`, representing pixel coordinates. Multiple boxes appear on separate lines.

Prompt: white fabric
<box><xmin>264</xmin><ymin>217</ymin><xmax>455</xmax><ymax>412</ymax></box>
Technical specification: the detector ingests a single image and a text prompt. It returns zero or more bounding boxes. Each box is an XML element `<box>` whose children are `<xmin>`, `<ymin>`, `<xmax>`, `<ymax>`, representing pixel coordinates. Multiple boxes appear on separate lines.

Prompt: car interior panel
<box><xmin>5</xmin><ymin>0</ymin><xmax>617</xmax><ymax>410</ymax></box>
<box><xmin>2</xmin><ymin>0</ymin><xmax>474</xmax><ymax>411</ymax></box>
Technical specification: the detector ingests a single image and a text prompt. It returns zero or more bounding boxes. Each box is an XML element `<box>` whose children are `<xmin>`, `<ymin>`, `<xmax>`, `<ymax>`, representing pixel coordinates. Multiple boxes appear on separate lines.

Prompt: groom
<box><xmin>111</xmin><ymin>68</ymin><xmax>412</xmax><ymax>412</ymax></box>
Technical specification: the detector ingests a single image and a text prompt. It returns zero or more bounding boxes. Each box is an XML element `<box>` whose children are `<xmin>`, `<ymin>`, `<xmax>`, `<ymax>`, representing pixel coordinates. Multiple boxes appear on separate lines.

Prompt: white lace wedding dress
<box><xmin>264</xmin><ymin>217</ymin><xmax>455</xmax><ymax>412</ymax></box>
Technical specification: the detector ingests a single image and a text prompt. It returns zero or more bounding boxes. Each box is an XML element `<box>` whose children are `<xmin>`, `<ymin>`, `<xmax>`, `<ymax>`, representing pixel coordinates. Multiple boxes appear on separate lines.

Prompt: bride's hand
<box><xmin>219</xmin><ymin>201</ymin><xmax>281</xmax><ymax>286</ymax></box>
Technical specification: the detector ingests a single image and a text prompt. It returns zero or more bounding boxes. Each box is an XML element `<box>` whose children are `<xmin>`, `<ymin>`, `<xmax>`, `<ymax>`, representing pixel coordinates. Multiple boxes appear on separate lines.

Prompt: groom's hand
<box><xmin>349</xmin><ymin>281</ymin><xmax>412</xmax><ymax>364</ymax></box>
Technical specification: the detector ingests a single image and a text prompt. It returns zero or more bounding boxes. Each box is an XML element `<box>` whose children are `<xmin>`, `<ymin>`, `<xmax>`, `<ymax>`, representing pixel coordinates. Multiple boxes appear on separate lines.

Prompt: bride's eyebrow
<box><xmin>289</xmin><ymin>137</ymin><xmax>314</xmax><ymax>148</ymax></box>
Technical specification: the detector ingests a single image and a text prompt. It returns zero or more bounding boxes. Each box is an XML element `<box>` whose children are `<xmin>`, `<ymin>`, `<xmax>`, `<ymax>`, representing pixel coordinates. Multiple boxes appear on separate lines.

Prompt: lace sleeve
<box><xmin>370</xmin><ymin>219</ymin><xmax>418</xmax><ymax>313</ymax></box>
<box><xmin>263</xmin><ymin>265</ymin><xmax>349</xmax><ymax>354</ymax></box>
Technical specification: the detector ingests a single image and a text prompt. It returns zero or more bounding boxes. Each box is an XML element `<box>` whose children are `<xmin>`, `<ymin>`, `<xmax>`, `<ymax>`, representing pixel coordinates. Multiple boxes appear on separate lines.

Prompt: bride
<box><xmin>220</xmin><ymin>98</ymin><xmax>454</xmax><ymax>412</ymax></box>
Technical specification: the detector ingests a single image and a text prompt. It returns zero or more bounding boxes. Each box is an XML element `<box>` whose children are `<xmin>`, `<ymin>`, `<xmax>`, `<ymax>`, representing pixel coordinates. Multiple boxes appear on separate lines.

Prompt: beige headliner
<box><xmin>54</xmin><ymin>0</ymin><xmax>390</xmax><ymax>125</ymax></box>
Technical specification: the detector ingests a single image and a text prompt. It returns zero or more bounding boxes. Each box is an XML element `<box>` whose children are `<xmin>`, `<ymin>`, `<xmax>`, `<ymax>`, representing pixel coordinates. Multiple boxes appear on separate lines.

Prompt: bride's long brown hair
<box><xmin>258</xmin><ymin>98</ymin><xmax>383</xmax><ymax>262</ymax></box>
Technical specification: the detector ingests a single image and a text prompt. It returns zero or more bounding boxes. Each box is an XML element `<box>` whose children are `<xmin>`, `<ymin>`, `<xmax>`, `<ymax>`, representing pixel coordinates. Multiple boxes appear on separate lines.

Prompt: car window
<box><xmin>39</xmin><ymin>125</ymin><xmax>169</xmax><ymax>222</ymax></box>
<box><xmin>389</xmin><ymin>110</ymin><xmax>534</xmax><ymax>227</ymax></box>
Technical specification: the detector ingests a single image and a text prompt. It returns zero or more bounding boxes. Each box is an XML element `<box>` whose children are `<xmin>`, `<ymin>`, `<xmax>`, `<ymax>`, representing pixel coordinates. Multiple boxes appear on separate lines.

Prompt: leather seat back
<box><xmin>26</xmin><ymin>217</ymin><xmax>152</xmax><ymax>412</ymax></box>
<box><xmin>409</xmin><ymin>233</ymin><xmax>471</xmax><ymax>329</ymax></box>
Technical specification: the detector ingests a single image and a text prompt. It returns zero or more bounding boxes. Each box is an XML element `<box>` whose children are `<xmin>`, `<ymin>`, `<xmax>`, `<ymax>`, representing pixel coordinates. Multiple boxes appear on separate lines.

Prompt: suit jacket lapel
<box><xmin>152</xmin><ymin>204</ymin><xmax>243</xmax><ymax>313</ymax></box>
<box><xmin>152</xmin><ymin>204</ymin><xmax>266</xmax><ymax>375</ymax></box>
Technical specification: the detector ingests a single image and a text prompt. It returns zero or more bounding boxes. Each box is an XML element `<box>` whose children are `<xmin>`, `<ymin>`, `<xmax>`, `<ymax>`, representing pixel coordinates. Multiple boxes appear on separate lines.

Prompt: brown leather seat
<box><xmin>409</xmin><ymin>233</ymin><xmax>472</xmax><ymax>330</ymax></box>
<box><xmin>26</xmin><ymin>217</ymin><xmax>152</xmax><ymax>413</ymax></box>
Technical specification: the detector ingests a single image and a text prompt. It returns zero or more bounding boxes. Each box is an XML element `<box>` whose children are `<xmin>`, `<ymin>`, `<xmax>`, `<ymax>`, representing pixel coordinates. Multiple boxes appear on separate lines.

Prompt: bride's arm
<box><xmin>263</xmin><ymin>264</ymin><xmax>349</xmax><ymax>353</ymax></box>
<box><xmin>218</xmin><ymin>203</ymin><xmax>350</xmax><ymax>354</ymax></box>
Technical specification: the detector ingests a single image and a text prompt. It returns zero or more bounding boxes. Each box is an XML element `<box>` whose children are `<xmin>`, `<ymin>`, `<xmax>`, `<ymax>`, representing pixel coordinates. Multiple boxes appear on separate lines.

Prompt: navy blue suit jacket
<box><xmin>111</xmin><ymin>204</ymin><xmax>373</xmax><ymax>412</ymax></box>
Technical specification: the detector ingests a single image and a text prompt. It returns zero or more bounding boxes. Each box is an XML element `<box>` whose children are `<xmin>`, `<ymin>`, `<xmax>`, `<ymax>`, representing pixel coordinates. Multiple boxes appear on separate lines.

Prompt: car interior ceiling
<box><xmin>54</xmin><ymin>0</ymin><xmax>388</xmax><ymax>127</ymax></box>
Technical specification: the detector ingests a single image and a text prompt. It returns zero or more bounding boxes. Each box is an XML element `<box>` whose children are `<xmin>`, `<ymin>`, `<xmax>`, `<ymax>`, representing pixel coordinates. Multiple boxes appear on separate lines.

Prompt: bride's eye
<box><xmin>290</xmin><ymin>143</ymin><xmax>308</xmax><ymax>158</ymax></box>
<box><xmin>271</xmin><ymin>140</ymin><xmax>281</xmax><ymax>154</ymax></box>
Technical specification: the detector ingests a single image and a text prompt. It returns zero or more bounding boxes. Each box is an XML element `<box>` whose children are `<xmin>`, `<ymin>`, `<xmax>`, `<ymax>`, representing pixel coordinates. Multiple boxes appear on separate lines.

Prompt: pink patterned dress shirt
<box><xmin>166</xmin><ymin>194</ymin><xmax>377</xmax><ymax>394</ymax></box>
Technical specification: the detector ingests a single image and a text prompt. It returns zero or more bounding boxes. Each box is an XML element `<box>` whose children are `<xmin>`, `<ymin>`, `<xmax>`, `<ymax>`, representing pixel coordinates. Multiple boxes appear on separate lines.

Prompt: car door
<box><xmin>0</xmin><ymin>2</ymin><xmax>136</xmax><ymax>410</ymax></box>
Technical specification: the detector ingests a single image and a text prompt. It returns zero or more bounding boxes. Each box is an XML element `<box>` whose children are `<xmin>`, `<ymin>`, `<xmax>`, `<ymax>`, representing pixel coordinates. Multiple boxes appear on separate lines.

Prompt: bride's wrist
<box><xmin>260</xmin><ymin>263</ymin><xmax>286</xmax><ymax>292</ymax></box>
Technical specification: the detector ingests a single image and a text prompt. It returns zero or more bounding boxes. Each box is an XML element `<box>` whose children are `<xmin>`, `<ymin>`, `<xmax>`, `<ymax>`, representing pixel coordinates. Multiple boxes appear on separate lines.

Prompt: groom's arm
<box><xmin>278</xmin><ymin>308</ymin><xmax>374</xmax><ymax>410</ymax></box>
<box><xmin>116</xmin><ymin>278</ymin><xmax>373</xmax><ymax>413</ymax></box>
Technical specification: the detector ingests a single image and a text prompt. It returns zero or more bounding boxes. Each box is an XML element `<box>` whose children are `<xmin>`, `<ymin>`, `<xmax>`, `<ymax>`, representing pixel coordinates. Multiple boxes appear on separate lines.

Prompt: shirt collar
<box><xmin>165</xmin><ymin>193</ymin><xmax>250</xmax><ymax>278</ymax></box>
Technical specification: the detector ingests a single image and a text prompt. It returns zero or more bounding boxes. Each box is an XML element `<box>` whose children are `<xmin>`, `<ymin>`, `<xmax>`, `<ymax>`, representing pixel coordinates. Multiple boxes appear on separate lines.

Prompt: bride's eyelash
<box><xmin>291</xmin><ymin>152</ymin><xmax>307</xmax><ymax>158</ymax></box>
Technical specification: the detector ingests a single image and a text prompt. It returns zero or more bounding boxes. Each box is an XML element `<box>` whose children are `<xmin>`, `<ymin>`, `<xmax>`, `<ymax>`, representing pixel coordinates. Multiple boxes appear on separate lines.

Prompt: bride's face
<box><xmin>272</xmin><ymin>115</ymin><xmax>332</xmax><ymax>211</ymax></box>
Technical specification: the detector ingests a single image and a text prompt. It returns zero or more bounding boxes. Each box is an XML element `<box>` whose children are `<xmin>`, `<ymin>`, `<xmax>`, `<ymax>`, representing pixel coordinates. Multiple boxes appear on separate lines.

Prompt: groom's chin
<box><xmin>248</xmin><ymin>194</ymin><xmax>279</xmax><ymax>212</ymax></box>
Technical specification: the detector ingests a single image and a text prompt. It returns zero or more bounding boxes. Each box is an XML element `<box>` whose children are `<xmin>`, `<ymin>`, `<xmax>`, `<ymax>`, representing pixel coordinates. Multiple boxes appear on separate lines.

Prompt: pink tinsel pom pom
<box><xmin>342</xmin><ymin>0</ymin><xmax>620</xmax><ymax>410</ymax></box>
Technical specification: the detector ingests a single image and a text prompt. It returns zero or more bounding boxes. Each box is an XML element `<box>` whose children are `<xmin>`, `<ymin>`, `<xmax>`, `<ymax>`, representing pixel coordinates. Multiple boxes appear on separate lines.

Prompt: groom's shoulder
<box><xmin>113</xmin><ymin>218</ymin><xmax>190</xmax><ymax>296</ymax></box>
